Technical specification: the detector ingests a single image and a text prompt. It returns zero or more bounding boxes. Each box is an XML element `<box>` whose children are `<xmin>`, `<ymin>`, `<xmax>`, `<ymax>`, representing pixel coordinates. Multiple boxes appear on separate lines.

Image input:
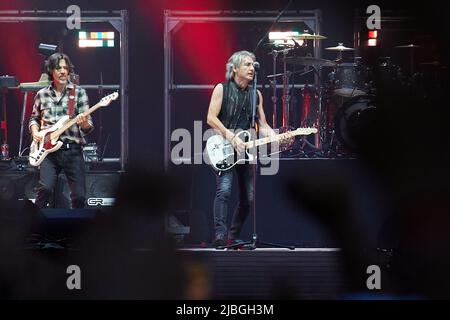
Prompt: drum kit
<box><xmin>264</xmin><ymin>33</ymin><xmax>425</xmax><ymax>157</ymax></box>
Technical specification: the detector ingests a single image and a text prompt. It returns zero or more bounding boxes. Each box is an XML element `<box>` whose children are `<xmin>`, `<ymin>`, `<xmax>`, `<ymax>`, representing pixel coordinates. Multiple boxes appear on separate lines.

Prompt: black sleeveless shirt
<box><xmin>217</xmin><ymin>80</ymin><xmax>258</xmax><ymax>130</ymax></box>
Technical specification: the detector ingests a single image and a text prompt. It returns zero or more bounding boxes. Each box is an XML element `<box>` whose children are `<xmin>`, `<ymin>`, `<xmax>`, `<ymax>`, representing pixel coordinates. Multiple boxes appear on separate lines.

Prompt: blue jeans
<box><xmin>213</xmin><ymin>164</ymin><xmax>254</xmax><ymax>240</ymax></box>
<box><xmin>35</xmin><ymin>145</ymin><xmax>86</xmax><ymax>209</ymax></box>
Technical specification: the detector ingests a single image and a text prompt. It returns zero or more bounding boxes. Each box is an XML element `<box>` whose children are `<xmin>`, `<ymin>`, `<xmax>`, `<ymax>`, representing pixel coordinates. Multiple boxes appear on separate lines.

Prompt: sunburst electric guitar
<box><xmin>29</xmin><ymin>92</ymin><xmax>119</xmax><ymax>167</ymax></box>
<box><xmin>206</xmin><ymin>127</ymin><xmax>318</xmax><ymax>171</ymax></box>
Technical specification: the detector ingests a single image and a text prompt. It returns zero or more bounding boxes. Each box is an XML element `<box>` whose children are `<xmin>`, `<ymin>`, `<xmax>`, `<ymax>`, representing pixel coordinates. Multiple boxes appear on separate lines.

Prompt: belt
<box><xmin>60</xmin><ymin>142</ymin><xmax>81</xmax><ymax>150</ymax></box>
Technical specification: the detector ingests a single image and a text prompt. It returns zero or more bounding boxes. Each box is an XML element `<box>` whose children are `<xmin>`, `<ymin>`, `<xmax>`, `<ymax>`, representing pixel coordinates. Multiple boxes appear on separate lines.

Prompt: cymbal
<box><xmin>395</xmin><ymin>44</ymin><xmax>421</xmax><ymax>49</ymax></box>
<box><xmin>325</xmin><ymin>43</ymin><xmax>355</xmax><ymax>51</ymax></box>
<box><xmin>281</xmin><ymin>56</ymin><xmax>336</xmax><ymax>67</ymax></box>
<box><xmin>264</xmin><ymin>42</ymin><xmax>296</xmax><ymax>49</ymax></box>
<box><xmin>291</xmin><ymin>33</ymin><xmax>327</xmax><ymax>40</ymax></box>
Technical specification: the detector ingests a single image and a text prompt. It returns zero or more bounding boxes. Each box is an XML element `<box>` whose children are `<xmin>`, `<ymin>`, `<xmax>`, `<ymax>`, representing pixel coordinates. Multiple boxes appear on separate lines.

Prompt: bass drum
<box><xmin>334</xmin><ymin>95</ymin><xmax>377</xmax><ymax>152</ymax></box>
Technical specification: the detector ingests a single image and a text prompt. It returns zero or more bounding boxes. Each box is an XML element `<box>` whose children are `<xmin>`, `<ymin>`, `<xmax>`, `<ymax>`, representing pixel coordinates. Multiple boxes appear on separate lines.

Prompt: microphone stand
<box><xmin>225</xmin><ymin>63</ymin><xmax>295</xmax><ymax>251</ymax></box>
<box><xmin>253</xmin><ymin>0</ymin><xmax>293</xmax><ymax>53</ymax></box>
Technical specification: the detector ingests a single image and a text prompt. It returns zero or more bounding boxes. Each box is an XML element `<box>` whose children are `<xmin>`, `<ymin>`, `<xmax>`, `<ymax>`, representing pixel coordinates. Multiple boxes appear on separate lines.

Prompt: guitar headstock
<box><xmin>99</xmin><ymin>91</ymin><xmax>119</xmax><ymax>107</ymax></box>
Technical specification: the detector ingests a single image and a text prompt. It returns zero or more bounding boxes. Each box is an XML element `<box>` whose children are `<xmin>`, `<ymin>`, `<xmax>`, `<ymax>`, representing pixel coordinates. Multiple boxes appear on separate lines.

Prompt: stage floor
<box><xmin>176</xmin><ymin>247</ymin><xmax>349</xmax><ymax>299</ymax></box>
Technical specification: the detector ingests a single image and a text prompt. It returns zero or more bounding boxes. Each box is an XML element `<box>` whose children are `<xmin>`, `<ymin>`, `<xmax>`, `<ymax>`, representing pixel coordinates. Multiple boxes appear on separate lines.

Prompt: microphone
<box><xmin>253</xmin><ymin>61</ymin><xmax>260</xmax><ymax>70</ymax></box>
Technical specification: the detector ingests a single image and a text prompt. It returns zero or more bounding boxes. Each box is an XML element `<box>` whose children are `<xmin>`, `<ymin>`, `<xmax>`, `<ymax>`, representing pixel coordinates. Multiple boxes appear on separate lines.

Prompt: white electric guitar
<box><xmin>29</xmin><ymin>92</ymin><xmax>119</xmax><ymax>167</ymax></box>
<box><xmin>206</xmin><ymin>127</ymin><xmax>318</xmax><ymax>171</ymax></box>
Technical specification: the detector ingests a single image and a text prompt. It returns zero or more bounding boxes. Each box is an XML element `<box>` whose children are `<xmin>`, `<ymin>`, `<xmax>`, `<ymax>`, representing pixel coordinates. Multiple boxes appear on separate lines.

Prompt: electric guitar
<box><xmin>29</xmin><ymin>92</ymin><xmax>119</xmax><ymax>167</ymax></box>
<box><xmin>206</xmin><ymin>127</ymin><xmax>318</xmax><ymax>171</ymax></box>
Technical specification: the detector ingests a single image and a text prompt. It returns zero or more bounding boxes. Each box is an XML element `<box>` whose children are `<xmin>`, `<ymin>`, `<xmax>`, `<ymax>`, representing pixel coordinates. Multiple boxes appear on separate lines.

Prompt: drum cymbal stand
<box><xmin>281</xmin><ymin>48</ymin><xmax>294</xmax><ymax>130</ymax></box>
<box><xmin>314</xmin><ymin>65</ymin><xmax>338</xmax><ymax>157</ymax></box>
<box><xmin>268</xmin><ymin>49</ymin><xmax>279</xmax><ymax>129</ymax></box>
<box><xmin>268</xmin><ymin>47</ymin><xmax>295</xmax><ymax>131</ymax></box>
<box><xmin>314</xmin><ymin>65</ymin><xmax>323</xmax><ymax>151</ymax></box>
<box><xmin>298</xmin><ymin>64</ymin><xmax>326</xmax><ymax>156</ymax></box>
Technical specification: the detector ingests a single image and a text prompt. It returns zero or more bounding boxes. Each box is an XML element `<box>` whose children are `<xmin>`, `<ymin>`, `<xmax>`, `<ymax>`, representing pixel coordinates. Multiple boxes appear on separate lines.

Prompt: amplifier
<box><xmin>0</xmin><ymin>171</ymin><xmax>121</xmax><ymax>208</ymax></box>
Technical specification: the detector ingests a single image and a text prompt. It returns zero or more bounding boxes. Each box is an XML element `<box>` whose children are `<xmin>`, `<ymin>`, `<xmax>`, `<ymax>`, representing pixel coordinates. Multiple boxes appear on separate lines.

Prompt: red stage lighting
<box><xmin>368</xmin><ymin>30</ymin><xmax>378</xmax><ymax>39</ymax></box>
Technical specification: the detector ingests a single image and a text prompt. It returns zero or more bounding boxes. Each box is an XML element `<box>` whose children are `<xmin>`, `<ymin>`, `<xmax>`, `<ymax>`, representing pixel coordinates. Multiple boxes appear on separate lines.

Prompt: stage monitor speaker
<box><xmin>0</xmin><ymin>172</ymin><xmax>36</xmax><ymax>202</ymax></box>
<box><xmin>53</xmin><ymin>172</ymin><xmax>121</xmax><ymax>208</ymax></box>
<box><xmin>34</xmin><ymin>208</ymin><xmax>99</xmax><ymax>240</ymax></box>
<box><xmin>0</xmin><ymin>171</ymin><xmax>121</xmax><ymax>208</ymax></box>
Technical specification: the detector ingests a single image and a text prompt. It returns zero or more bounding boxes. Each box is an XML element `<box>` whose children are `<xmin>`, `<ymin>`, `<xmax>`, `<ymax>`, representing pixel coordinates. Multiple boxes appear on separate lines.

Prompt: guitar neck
<box><xmin>52</xmin><ymin>102</ymin><xmax>101</xmax><ymax>138</ymax></box>
<box><xmin>244</xmin><ymin>130</ymin><xmax>299</xmax><ymax>149</ymax></box>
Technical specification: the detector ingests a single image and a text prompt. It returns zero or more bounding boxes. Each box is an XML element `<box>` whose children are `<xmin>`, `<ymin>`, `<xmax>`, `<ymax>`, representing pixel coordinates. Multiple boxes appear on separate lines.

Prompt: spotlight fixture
<box><xmin>38</xmin><ymin>43</ymin><xmax>58</xmax><ymax>56</ymax></box>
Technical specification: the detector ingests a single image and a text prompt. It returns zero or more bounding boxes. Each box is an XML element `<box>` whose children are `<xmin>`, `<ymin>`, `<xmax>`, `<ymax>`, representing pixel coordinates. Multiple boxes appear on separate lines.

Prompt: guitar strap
<box><xmin>68</xmin><ymin>85</ymin><xmax>76</xmax><ymax>117</ymax></box>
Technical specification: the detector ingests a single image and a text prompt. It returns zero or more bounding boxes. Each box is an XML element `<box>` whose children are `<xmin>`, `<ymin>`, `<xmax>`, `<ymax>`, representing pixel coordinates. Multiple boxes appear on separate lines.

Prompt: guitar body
<box><xmin>28</xmin><ymin>91</ymin><xmax>119</xmax><ymax>167</ymax></box>
<box><xmin>29</xmin><ymin>116</ymin><xmax>69</xmax><ymax>167</ymax></box>
<box><xmin>206</xmin><ymin>127</ymin><xmax>318</xmax><ymax>172</ymax></box>
<box><xmin>206</xmin><ymin>130</ymin><xmax>254</xmax><ymax>171</ymax></box>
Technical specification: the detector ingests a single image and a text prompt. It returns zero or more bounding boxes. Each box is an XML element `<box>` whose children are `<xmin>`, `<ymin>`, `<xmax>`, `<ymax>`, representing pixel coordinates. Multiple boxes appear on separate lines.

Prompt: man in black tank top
<box><xmin>206</xmin><ymin>50</ymin><xmax>276</xmax><ymax>248</ymax></box>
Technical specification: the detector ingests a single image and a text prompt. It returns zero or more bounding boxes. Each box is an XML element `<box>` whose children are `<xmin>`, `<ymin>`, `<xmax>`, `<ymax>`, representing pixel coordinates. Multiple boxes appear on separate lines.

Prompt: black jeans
<box><xmin>213</xmin><ymin>164</ymin><xmax>254</xmax><ymax>240</ymax></box>
<box><xmin>35</xmin><ymin>145</ymin><xmax>86</xmax><ymax>209</ymax></box>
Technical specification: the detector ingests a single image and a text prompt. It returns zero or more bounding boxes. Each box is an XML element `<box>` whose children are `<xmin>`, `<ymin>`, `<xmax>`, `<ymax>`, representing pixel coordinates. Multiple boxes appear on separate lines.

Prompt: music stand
<box><xmin>220</xmin><ymin>63</ymin><xmax>295</xmax><ymax>251</ymax></box>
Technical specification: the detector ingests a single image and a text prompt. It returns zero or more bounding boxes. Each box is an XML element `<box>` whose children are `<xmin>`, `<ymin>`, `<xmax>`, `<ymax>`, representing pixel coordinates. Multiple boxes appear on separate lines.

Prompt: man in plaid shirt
<box><xmin>29</xmin><ymin>53</ymin><xmax>94</xmax><ymax>209</ymax></box>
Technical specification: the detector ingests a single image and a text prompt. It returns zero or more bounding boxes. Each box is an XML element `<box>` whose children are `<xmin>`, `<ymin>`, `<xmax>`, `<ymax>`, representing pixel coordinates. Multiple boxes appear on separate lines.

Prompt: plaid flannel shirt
<box><xmin>29</xmin><ymin>82</ymin><xmax>94</xmax><ymax>145</ymax></box>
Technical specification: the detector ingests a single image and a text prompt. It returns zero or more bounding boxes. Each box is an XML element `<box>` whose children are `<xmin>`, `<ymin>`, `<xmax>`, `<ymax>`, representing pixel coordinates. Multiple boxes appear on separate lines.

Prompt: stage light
<box><xmin>367</xmin><ymin>30</ymin><xmax>378</xmax><ymax>46</ymax></box>
<box><xmin>269</xmin><ymin>31</ymin><xmax>300</xmax><ymax>40</ymax></box>
<box><xmin>273</xmin><ymin>39</ymin><xmax>304</xmax><ymax>47</ymax></box>
<box><xmin>270</xmin><ymin>31</ymin><xmax>305</xmax><ymax>48</ymax></box>
<box><xmin>368</xmin><ymin>30</ymin><xmax>377</xmax><ymax>38</ymax></box>
<box><xmin>368</xmin><ymin>38</ymin><xmax>377</xmax><ymax>46</ymax></box>
<box><xmin>78</xmin><ymin>31</ymin><xmax>115</xmax><ymax>48</ymax></box>
<box><xmin>79</xmin><ymin>39</ymin><xmax>103</xmax><ymax>48</ymax></box>
<box><xmin>38</xmin><ymin>43</ymin><xmax>58</xmax><ymax>56</ymax></box>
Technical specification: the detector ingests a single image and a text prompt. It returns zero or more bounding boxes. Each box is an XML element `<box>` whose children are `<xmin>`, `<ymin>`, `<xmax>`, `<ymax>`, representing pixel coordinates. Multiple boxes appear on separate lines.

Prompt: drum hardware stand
<box><xmin>268</xmin><ymin>47</ymin><xmax>294</xmax><ymax>129</ymax></box>
<box><xmin>316</xmin><ymin>66</ymin><xmax>323</xmax><ymax>150</ymax></box>
<box><xmin>253</xmin><ymin>0</ymin><xmax>294</xmax><ymax>128</ymax></box>
<box><xmin>316</xmin><ymin>65</ymin><xmax>338</xmax><ymax>157</ymax></box>
<box><xmin>268</xmin><ymin>67</ymin><xmax>314</xmax><ymax>155</ymax></box>
<box><xmin>298</xmin><ymin>64</ymin><xmax>326</xmax><ymax>157</ymax></box>
<box><xmin>281</xmin><ymin>48</ymin><xmax>292</xmax><ymax>130</ymax></box>
<box><xmin>321</xmin><ymin>89</ymin><xmax>339</xmax><ymax>157</ymax></box>
<box><xmin>322</xmin><ymin>93</ymin><xmax>338</xmax><ymax>157</ymax></box>
<box><xmin>269</xmin><ymin>49</ymin><xmax>279</xmax><ymax>129</ymax></box>
<box><xmin>268</xmin><ymin>47</ymin><xmax>297</xmax><ymax>155</ymax></box>
<box><xmin>267</xmin><ymin>47</ymin><xmax>295</xmax><ymax>131</ymax></box>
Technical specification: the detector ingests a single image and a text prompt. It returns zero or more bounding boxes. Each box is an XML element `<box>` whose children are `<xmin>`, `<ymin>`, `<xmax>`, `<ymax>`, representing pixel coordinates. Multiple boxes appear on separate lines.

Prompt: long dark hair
<box><xmin>45</xmin><ymin>53</ymin><xmax>75</xmax><ymax>80</ymax></box>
